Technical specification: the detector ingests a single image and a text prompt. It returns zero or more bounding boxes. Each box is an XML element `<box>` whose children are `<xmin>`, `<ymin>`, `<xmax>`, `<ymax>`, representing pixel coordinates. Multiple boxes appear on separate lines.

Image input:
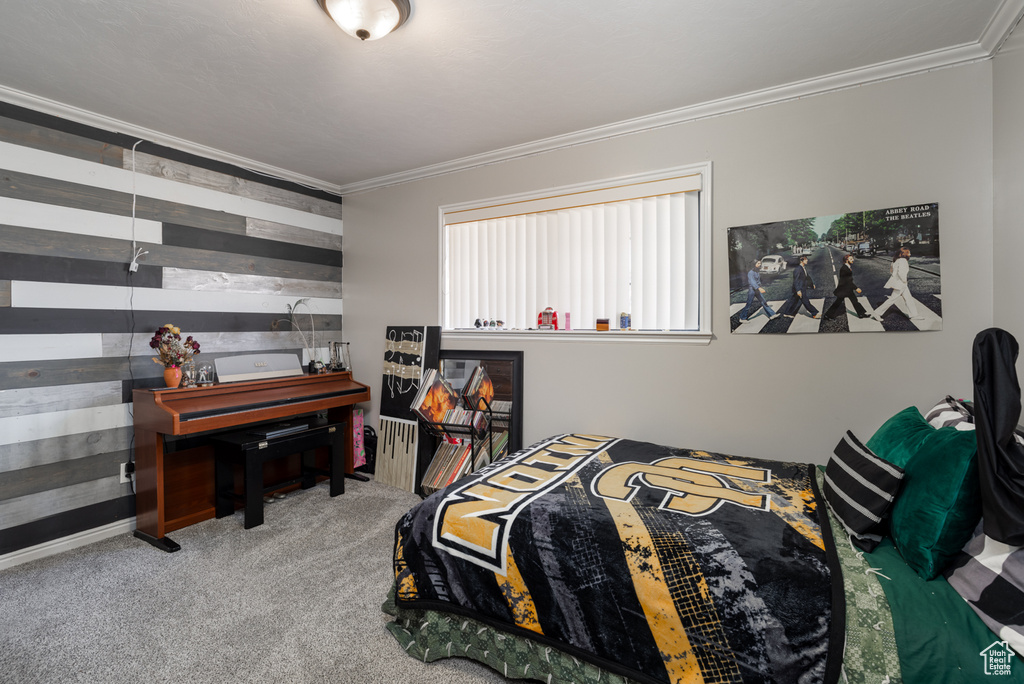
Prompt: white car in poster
<box><xmin>759</xmin><ymin>255</ymin><xmax>787</xmax><ymax>274</ymax></box>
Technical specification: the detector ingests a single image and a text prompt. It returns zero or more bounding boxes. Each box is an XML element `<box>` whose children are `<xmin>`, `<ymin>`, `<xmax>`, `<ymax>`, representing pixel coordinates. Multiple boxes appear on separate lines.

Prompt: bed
<box><xmin>384</xmin><ymin>330</ymin><xmax>1024</xmax><ymax>683</ymax></box>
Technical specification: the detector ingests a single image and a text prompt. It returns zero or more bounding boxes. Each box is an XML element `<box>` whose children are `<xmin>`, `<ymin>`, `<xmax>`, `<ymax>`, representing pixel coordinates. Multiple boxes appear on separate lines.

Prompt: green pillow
<box><xmin>866</xmin><ymin>406</ymin><xmax>981</xmax><ymax>580</ymax></box>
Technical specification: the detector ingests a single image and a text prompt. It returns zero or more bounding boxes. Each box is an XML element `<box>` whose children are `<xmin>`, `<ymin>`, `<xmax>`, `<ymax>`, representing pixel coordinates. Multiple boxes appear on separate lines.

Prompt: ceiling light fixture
<box><xmin>317</xmin><ymin>0</ymin><xmax>411</xmax><ymax>41</ymax></box>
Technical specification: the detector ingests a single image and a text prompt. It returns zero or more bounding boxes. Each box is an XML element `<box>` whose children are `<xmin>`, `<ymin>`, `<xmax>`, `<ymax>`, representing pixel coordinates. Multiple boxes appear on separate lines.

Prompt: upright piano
<box><xmin>132</xmin><ymin>371</ymin><xmax>371</xmax><ymax>552</ymax></box>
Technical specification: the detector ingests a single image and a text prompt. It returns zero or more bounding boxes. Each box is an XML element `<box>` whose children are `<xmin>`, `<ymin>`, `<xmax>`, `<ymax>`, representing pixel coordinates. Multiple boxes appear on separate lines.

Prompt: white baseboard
<box><xmin>0</xmin><ymin>517</ymin><xmax>136</xmax><ymax>572</ymax></box>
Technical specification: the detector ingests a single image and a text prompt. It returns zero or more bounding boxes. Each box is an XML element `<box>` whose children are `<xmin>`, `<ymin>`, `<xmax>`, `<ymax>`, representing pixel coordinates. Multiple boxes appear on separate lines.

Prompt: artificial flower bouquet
<box><xmin>150</xmin><ymin>324</ymin><xmax>200</xmax><ymax>368</ymax></box>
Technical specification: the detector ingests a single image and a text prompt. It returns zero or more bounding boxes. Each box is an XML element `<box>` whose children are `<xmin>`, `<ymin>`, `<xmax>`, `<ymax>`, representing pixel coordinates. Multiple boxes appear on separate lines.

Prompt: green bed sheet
<box><xmin>863</xmin><ymin>538</ymin><xmax>1023</xmax><ymax>683</ymax></box>
<box><xmin>817</xmin><ymin>467</ymin><xmax>1022</xmax><ymax>684</ymax></box>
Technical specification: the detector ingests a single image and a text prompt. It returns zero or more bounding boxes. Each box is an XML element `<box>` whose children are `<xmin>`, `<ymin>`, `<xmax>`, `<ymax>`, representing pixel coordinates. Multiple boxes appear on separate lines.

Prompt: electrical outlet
<box><xmin>120</xmin><ymin>462</ymin><xmax>132</xmax><ymax>484</ymax></box>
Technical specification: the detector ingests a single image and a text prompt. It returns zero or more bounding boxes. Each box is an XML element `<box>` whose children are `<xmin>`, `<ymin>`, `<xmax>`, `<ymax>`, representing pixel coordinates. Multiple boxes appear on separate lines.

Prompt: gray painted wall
<box><xmin>994</xmin><ymin>31</ymin><xmax>1024</xmax><ymax>344</ymax></box>
<box><xmin>344</xmin><ymin>61</ymin><xmax>998</xmax><ymax>465</ymax></box>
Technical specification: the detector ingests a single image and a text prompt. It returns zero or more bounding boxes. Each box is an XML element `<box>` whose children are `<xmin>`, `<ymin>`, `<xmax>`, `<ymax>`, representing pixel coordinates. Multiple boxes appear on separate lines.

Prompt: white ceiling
<box><xmin>0</xmin><ymin>0</ymin><xmax>1021</xmax><ymax>195</ymax></box>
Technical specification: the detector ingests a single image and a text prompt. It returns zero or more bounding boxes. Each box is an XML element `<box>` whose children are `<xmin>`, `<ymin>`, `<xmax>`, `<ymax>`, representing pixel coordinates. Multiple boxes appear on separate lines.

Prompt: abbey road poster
<box><xmin>728</xmin><ymin>203</ymin><xmax>941</xmax><ymax>334</ymax></box>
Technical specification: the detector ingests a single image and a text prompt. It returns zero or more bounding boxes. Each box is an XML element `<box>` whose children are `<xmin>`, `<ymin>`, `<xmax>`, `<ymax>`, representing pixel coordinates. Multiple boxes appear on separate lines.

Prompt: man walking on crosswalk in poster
<box><xmin>779</xmin><ymin>254</ymin><xmax>819</xmax><ymax>319</ymax></box>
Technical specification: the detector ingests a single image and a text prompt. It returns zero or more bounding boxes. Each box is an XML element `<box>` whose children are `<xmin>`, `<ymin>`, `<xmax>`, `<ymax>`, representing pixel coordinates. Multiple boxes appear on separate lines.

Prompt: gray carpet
<box><xmin>0</xmin><ymin>477</ymin><xmax>511</xmax><ymax>684</ymax></box>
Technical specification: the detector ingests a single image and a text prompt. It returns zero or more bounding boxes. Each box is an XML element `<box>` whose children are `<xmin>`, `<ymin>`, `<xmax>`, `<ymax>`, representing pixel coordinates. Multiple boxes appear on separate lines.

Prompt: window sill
<box><xmin>443</xmin><ymin>329</ymin><xmax>712</xmax><ymax>345</ymax></box>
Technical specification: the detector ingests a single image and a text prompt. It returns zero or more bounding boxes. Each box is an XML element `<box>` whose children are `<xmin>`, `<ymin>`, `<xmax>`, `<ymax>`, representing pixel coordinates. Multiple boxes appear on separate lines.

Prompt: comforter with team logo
<box><xmin>391</xmin><ymin>434</ymin><xmax>842</xmax><ymax>684</ymax></box>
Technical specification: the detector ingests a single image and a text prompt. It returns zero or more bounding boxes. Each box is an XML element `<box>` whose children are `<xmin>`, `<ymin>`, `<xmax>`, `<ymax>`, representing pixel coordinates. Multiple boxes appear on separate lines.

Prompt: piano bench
<box><xmin>211</xmin><ymin>421</ymin><xmax>346</xmax><ymax>529</ymax></box>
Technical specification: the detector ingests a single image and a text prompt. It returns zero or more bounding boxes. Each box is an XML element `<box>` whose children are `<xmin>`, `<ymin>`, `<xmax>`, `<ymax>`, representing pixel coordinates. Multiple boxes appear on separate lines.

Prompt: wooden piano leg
<box><xmin>133</xmin><ymin>427</ymin><xmax>181</xmax><ymax>552</ymax></box>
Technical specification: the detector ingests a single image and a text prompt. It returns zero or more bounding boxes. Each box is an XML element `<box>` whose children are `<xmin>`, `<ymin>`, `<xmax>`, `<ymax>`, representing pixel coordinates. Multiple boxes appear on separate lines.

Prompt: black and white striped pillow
<box><xmin>926</xmin><ymin>395</ymin><xmax>1024</xmax><ymax>445</ymax></box>
<box><xmin>924</xmin><ymin>395</ymin><xmax>974</xmax><ymax>430</ymax></box>
<box><xmin>823</xmin><ymin>431</ymin><xmax>905</xmax><ymax>549</ymax></box>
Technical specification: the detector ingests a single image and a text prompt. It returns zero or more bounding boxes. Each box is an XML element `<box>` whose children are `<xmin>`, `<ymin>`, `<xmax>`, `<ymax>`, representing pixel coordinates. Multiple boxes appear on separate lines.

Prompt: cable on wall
<box><xmin>125</xmin><ymin>139</ymin><xmax>146</xmax><ymax>493</ymax></box>
<box><xmin>129</xmin><ymin>140</ymin><xmax>149</xmax><ymax>272</ymax></box>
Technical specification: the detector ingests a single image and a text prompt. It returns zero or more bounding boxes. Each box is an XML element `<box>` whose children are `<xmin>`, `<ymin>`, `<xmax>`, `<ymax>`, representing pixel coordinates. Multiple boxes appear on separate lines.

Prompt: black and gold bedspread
<box><xmin>392</xmin><ymin>434</ymin><xmax>842</xmax><ymax>684</ymax></box>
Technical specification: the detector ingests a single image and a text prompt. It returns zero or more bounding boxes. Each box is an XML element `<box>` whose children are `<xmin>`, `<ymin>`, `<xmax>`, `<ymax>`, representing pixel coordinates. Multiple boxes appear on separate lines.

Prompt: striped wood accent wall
<box><xmin>0</xmin><ymin>111</ymin><xmax>344</xmax><ymax>556</ymax></box>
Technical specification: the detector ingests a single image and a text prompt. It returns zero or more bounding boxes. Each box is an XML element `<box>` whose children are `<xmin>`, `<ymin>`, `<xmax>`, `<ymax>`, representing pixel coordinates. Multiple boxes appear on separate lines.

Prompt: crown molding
<box><xmin>340</xmin><ymin>0</ymin><xmax>1024</xmax><ymax>195</ymax></box>
<box><xmin>982</xmin><ymin>0</ymin><xmax>1024</xmax><ymax>53</ymax></box>
<box><xmin>338</xmin><ymin>38</ymin><xmax>1004</xmax><ymax>195</ymax></box>
<box><xmin>4</xmin><ymin>0</ymin><xmax>1022</xmax><ymax>199</ymax></box>
<box><xmin>0</xmin><ymin>84</ymin><xmax>346</xmax><ymax>197</ymax></box>
<box><xmin>1001</xmin><ymin>24</ymin><xmax>1024</xmax><ymax>52</ymax></box>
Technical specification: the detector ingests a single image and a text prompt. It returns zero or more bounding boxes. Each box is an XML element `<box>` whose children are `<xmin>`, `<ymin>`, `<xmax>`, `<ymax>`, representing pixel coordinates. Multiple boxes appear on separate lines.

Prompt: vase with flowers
<box><xmin>150</xmin><ymin>324</ymin><xmax>201</xmax><ymax>388</ymax></box>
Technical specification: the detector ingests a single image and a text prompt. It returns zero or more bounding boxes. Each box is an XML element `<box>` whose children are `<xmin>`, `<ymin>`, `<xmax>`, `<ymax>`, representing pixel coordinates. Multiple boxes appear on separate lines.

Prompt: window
<box><xmin>440</xmin><ymin>163</ymin><xmax>711</xmax><ymax>341</ymax></box>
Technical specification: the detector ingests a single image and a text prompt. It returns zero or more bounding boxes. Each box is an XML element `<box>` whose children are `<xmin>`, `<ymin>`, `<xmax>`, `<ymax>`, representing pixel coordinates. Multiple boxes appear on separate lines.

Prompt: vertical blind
<box><xmin>443</xmin><ymin>173</ymin><xmax>702</xmax><ymax>332</ymax></box>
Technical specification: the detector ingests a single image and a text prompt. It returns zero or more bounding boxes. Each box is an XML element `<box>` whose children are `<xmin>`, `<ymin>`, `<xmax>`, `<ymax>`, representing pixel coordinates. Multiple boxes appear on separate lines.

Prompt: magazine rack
<box><xmin>419</xmin><ymin>402</ymin><xmax>494</xmax><ymax>457</ymax></box>
<box><xmin>417</xmin><ymin>398</ymin><xmax>508</xmax><ymax>497</ymax></box>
